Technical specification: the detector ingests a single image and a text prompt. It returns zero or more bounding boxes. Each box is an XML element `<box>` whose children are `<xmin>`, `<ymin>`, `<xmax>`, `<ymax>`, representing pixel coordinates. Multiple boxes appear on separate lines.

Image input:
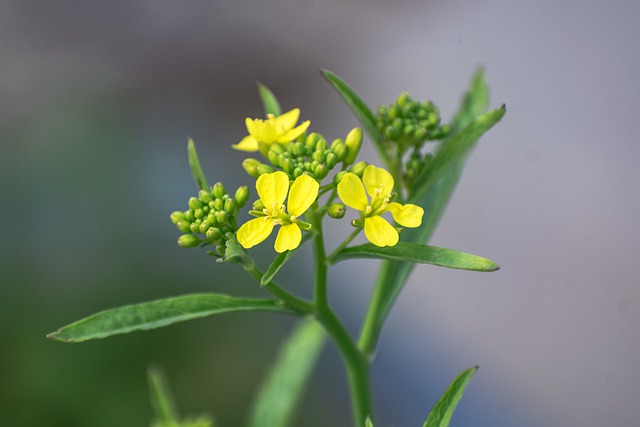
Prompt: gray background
<box><xmin>1</xmin><ymin>0</ymin><xmax>638</xmax><ymax>426</ymax></box>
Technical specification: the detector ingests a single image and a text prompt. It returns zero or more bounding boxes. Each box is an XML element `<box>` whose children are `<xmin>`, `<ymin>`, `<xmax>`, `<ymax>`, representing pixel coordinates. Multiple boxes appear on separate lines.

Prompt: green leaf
<box><xmin>261</xmin><ymin>234</ymin><xmax>312</xmax><ymax>286</ymax></box>
<box><xmin>451</xmin><ymin>68</ymin><xmax>490</xmax><ymax>133</ymax></box>
<box><xmin>246</xmin><ymin>319</ymin><xmax>325</xmax><ymax>427</ymax></box>
<box><xmin>410</xmin><ymin>105</ymin><xmax>506</xmax><ymax>205</ymax></box>
<box><xmin>257</xmin><ymin>82</ymin><xmax>282</xmax><ymax>116</ymax></box>
<box><xmin>47</xmin><ymin>293</ymin><xmax>294</xmax><ymax>343</ymax></box>
<box><xmin>423</xmin><ymin>366</ymin><xmax>478</xmax><ymax>427</ymax></box>
<box><xmin>330</xmin><ymin>243</ymin><xmax>499</xmax><ymax>272</ymax></box>
<box><xmin>188</xmin><ymin>138</ymin><xmax>209</xmax><ymax>192</ymax></box>
<box><xmin>148</xmin><ymin>366</ymin><xmax>180</xmax><ymax>426</ymax></box>
<box><xmin>365</xmin><ymin>417</ymin><xmax>374</xmax><ymax>427</ymax></box>
<box><xmin>320</xmin><ymin>70</ymin><xmax>388</xmax><ymax>166</ymax></box>
<box><xmin>219</xmin><ymin>235</ymin><xmax>253</xmax><ymax>267</ymax></box>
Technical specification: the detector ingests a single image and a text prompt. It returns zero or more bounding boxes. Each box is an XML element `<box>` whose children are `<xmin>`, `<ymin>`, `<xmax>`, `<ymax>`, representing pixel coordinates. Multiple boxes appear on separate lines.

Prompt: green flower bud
<box><xmin>333</xmin><ymin>171</ymin><xmax>346</xmax><ymax>186</ymax></box>
<box><xmin>270</xmin><ymin>143</ymin><xmax>286</xmax><ymax>154</ymax></box>
<box><xmin>242</xmin><ymin>158</ymin><xmax>261</xmax><ymax>178</ymax></box>
<box><xmin>178</xmin><ymin>234</ymin><xmax>201</xmax><ymax>248</ymax></box>
<box><xmin>198</xmin><ymin>190</ymin><xmax>213</xmax><ymax>203</ymax></box>
<box><xmin>207</xmin><ymin>213</ymin><xmax>216</xmax><ymax>224</ymax></box>
<box><xmin>235</xmin><ymin>186</ymin><xmax>249</xmax><ymax>208</ymax></box>
<box><xmin>344</xmin><ymin>127</ymin><xmax>363</xmax><ymax>166</ymax></box>
<box><xmin>211</xmin><ymin>198</ymin><xmax>223</xmax><ymax>211</ymax></box>
<box><xmin>312</xmin><ymin>149</ymin><xmax>325</xmax><ymax>163</ymax></box>
<box><xmin>256</xmin><ymin>164</ymin><xmax>275</xmax><ymax>175</ymax></box>
<box><xmin>212</xmin><ymin>182</ymin><xmax>226</xmax><ymax>199</ymax></box>
<box><xmin>348</xmin><ymin>161</ymin><xmax>368</xmax><ymax>177</ymax></box>
<box><xmin>170</xmin><ymin>211</ymin><xmax>185</xmax><ymax>225</ymax></box>
<box><xmin>325</xmin><ymin>152</ymin><xmax>337</xmax><ymax>169</ymax></box>
<box><xmin>293</xmin><ymin>167</ymin><xmax>303</xmax><ymax>178</ymax></box>
<box><xmin>397</xmin><ymin>92</ymin><xmax>411</xmax><ymax>106</ymax></box>
<box><xmin>314</xmin><ymin>164</ymin><xmax>328</xmax><ymax>180</ymax></box>
<box><xmin>331</xmin><ymin>142</ymin><xmax>347</xmax><ymax>162</ymax></box>
<box><xmin>253</xmin><ymin>199</ymin><xmax>265</xmax><ymax>210</ymax></box>
<box><xmin>199</xmin><ymin>221</ymin><xmax>212</xmax><ymax>234</ymax></box>
<box><xmin>267</xmin><ymin>149</ymin><xmax>280</xmax><ymax>167</ymax></box>
<box><xmin>194</xmin><ymin>208</ymin><xmax>204</xmax><ymax>219</ymax></box>
<box><xmin>185</xmin><ymin>210</ymin><xmax>195</xmax><ymax>222</ymax></box>
<box><xmin>305</xmin><ymin>133</ymin><xmax>321</xmax><ymax>149</ymax></box>
<box><xmin>291</xmin><ymin>142</ymin><xmax>305</xmax><ymax>157</ymax></box>
<box><xmin>176</xmin><ymin>220</ymin><xmax>192</xmax><ymax>233</ymax></box>
<box><xmin>280</xmin><ymin>157</ymin><xmax>293</xmax><ymax>174</ymax></box>
<box><xmin>388</xmin><ymin>103</ymin><xmax>399</xmax><ymax>119</ymax></box>
<box><xmin>189</xmin><ymin>222</ymin><xmax>201</xmax><ymax>233</ymax></box>
<box><xmin>327</xmin><ymin>203</ymin><xmax>346</xmax><ymax>219</ymax></box>
<box><xmin>188</xmin><ymin>197</ymin><xmax>203</xmax><ymax>210</ymax></box>
<box><xmin>215</xmin><ymin>210</ymin><xmax>228</xmax><ymax>224</ymax></box>
<box><xmin>315</xmin><ymin>138</ymin><xmax>327</xmax><ymax>152</ymax></box>
<box><xmin>206</xmin><ymin>227</ymin><xmax>222</xmax><ymax>242</ymax></box>
<box><xmin>224</xmin><ymin>198</ymin><xmax>235</xmax><ymax>213</ymax></box>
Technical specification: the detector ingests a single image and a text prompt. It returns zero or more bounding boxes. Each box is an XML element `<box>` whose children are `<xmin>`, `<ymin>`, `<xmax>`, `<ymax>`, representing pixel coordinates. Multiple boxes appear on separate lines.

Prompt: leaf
<box><xmin>219</xmin><ymin>235</ymin><xmax>253</xmax><ymax>267</ymax></box>
<box><xmin>320</xmin><ymin>70</ymin><xmax>388</xmax><ymax>166</ymax></box>
<box><xmin>365</xmin><ymin>417</ymin><xmax>374</xmax><ymax>427</ymax></box>
<box><xmin>148</xmin><ymin>366</ymin><xmax>180</xmax><ymax>426</ymax></box>
<box><xmin>261</xmin><ymin>234</ymin><xmax>312</xmax><ymax>286</ymax></box>
<box><xmin>257</xmin><ymin>82</ymin><xmax>282</xmax><ymax>116</ymax></box>
<box><xmin>47</xmin><ymin>293</ymin><xmax>294</xmax><ymax>343</ymax></box>
<box><xmin>423</xmin><ymin>366</ymin><xmax>479</xmax><ymax>427</ymax></box>
<box><xmin>330</xmin><ymin>243</ymin><xmax>499</xmax><ymax>272</ymax></box>
<box><xmin>246</xmin><ymin>318</ymin><xmax>325</xmax><ymax>427</ymax></box>
<box><xmin>188</xmin><ymin>138</ymin><xmax>209</xmax><ymax>192</ymax></box>
<box><xmin>450</xmin><ymin>68</ymin><xmax>490</xmax><ymax>133</ymax></box>
<box><xmin>410</xmin><ymin>105</ymin><xmax>506</xmax><ymax>205</ymax></box>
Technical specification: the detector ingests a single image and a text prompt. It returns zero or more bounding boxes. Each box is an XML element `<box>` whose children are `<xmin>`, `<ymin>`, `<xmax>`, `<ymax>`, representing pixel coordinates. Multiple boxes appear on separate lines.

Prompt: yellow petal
<box><xmin>237</xmin><ymin>217</ymin><xmax>274</xmax><ymax>249</ymax></box>
<box><xmin>273</xmin><ymin>108</ymin><xmax>300</xmax><ymax>132</ymax></box>
<box><xmin>274</xmin><ymin>223</ymin><xmax>302</xmax><ymax>253</ymax></box>
<box><xmin>287</xmin><ymin>174</ymin><xmax>319</xmax><ymax>216</ymax></box>
<box><xmin>276</xmin><ymin>120</ymin><xmax>310</xmax><ymax>143</ymax></box>
<box><xmin>387</xmin><ymin>202</ymin><xmax>424</xmax><ymax>228</ymax></box>
<box><xmin>363</xmin><ymin>165</ymin><xmax>394</xmax><ymax>198</ymax></box>
<box><xmin>246</xmin><ymin>117</ymin><xmax>276</xmax><ymax>142</ymax></box>
<box><xmin>364</xmin><ymin>216</ymin><xmax>399</xmax><ymax>247</ymax></box>
<box><xmin>256</xmin><ymin>171</ymin><xmax>289</xmax><ymax>208</ymax></box>
<box><xmin>232</xmin><ymin>135</ymin><xmax>259</xmax><ymax>152</ymax></box>
<box><xmin>337</xmin><ymin>173</ymin><xmax>369</xmax><ymax>211</ymax></box>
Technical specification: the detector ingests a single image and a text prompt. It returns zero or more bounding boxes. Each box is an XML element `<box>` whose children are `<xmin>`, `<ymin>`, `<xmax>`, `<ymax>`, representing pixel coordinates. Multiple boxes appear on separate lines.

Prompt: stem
<box><xmin>311</xmin><ymin>208</ymin><xmax>373</xmax><ymax>426</ymax></box>
<box><xmin>244</xmin><ymin>263</ymin><xmax>313</xmax><ymax>315</ymax></box>
<box><xmin>358</xmin><ymin>260</ymin><xmax>392</xmax><ymax>359</ymax></box>
<box><xmin>326</xmin><ymin>227</ymin><xmax>362</xmax><ymax>263</ymax></box>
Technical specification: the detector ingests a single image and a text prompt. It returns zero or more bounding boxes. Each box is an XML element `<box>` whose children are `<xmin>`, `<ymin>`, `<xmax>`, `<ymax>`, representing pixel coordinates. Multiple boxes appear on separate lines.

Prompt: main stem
<box><xmin>312</xmin><ymin>209</ymin><xmax>373</xmax><ymax>427</ymax></box>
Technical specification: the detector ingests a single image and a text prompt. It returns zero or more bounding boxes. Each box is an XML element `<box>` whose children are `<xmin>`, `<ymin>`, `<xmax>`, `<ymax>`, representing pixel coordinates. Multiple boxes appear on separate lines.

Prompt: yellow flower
<box><xmin>337</xmin><ymin>165</ymin><xmax>424</xmax><ymax>247</ymax></box>
<box><xmin>232</xmin><ymin>108</ymin><xmax>311</xmax><ymax>152</ymax></box>
<box><xmin>237</xmin><ymin>171</ymin><xmax>319</xmax><ymax>253</ymax></box>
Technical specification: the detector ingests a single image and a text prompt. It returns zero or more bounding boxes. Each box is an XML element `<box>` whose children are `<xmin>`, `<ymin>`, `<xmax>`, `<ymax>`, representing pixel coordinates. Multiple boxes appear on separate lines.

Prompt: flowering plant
<box><xmin>49</xmin><ymin>70</ymin><xmax>505</xmax><ymax>427</ymax></box>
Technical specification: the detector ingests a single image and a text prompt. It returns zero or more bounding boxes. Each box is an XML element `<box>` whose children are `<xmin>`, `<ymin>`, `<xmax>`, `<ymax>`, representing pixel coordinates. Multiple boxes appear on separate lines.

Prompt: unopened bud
<box><xmin>170</xmin><ymin>211</ymin><xmax>185</xmax><ymax>225</ymax></box>
<box><xmin>333</xmin><ymin>171</ymin><xmax>346</xmax><ymax>186</ymax></box>
<box><xmin>176</xmin><ymin>220</ymin><xmax>192</xmax><ymax>233</ymax></box>
<box><xmin>344</xmin><ymin>128</ymin><xmax>363</xmax><ymax>166</ymax></box>
<box><xmin>348</xmin><ymin>161</ymin><xmax>368</xmax><ymax>177</ymax></box>
<box><xmin>198</xmin><ymin>221</ymin><xmax>211</xmax><ymax>234</ymax></box>
<box><xmin>206</xmin><ymin>227</ymin><xmax>222</xmax><ymax>242</ymax></box>
<box><xmin>325</xmin><ymin>152</ymin><xmax>337</xmax><ymax>169</ymax></box>
<box><xmin>280</xmin><ymin>157</ymin><xmax>293</xmax><ymax>174</ymax></box>
<box><xmin>224</xmin><ymin>198</ymin><xmax>235</xmax><ymax>213</ymax></box>
<box><xmin>198</xmin><ymin>190</ymin><xmax>213</xmax><ymax>203</ymax></box>
<box><xmin>269</xmin><ymin>143</ymin><xmax>286</xmax><ymax>154</ymax></box>
<box><xmin>312</xmin><ymin>150</ymin><xmax>325</xmax><ymax>163</ymax></box>
<box><xmin>189</xmin><ymin>222</ymin><xmax>200</xmax><ymax>233</ymax></box>
<box><xmin>314</xmin><ymin>164</ymin><xmax>328</xmax><ymax>180</ymax></box>
<box><xmin>291</xmin><ymin>142</ymin><xmax>305</xmax><ymax>157</ymax></box>
<box><xmin>178</xmin><ymin>234</ymin><xmax>201</xmax><ymax>248</ymax></box>
<box><xmin>305</xmin><ymin>133</ymin><xmax>321</xmax><ymax>149</ymax></box>
<box><xmin>253</xmin><ymin>199</ymin><xmax>265</xmax><ymax>210</ymax></box>
<box><xmin>212</xmin><ymin>182</ymin><xmax>226</xmax><ymax>199</ymax></box>
<box><xmin>256</xmin><ymin>164</ymin><xmax>275</xmax><ymax>176</ymax></box>
<box><xmin>235</xmin><ymin>186</ymin><xmax>249</xmax><ymax>208</ymax></box>
<box><xmin>194</xmin><ymin>208</ymin><xmax>204</xmax><ymax>219</ymax></box>
<box><xmin>242</xmin><ymin>158</ymin><xmax>261</xmax><ymax>178</ymax></box>
<box><xmin>327</xmin><ymin>203</ymin><xmax>346</xmax><ymax>219</ymax></box>
<box><xmin>188</xmin><ymin>197</ymin><xmax>203</xmax><ymax>210</ymax></box>
<box><xmin>267</xmin><ymin>149</ymin><xmax>280</xmax><ymax>167</ymax></box>
<box><xmin>215</xmin><ymin>210</ymin><xmax>228</xmax><ymax>224</ymax></box>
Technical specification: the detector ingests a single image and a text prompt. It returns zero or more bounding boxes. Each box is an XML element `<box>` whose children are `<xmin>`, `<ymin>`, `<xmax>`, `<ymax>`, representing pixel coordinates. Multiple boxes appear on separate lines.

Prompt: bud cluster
<box><xmin>170</xmin><ymin>182</ymin><xmax>250</xmax><ymax>255</ymax></box>
<box><xmin>403</xmin><ymin>151</ymin><xmax>434</xmax><ymax>188</ymax></box>
<box><xmin>376</xmin><ymin>92</ymin><xmax>450</xmax><ymax>153</ymax></box>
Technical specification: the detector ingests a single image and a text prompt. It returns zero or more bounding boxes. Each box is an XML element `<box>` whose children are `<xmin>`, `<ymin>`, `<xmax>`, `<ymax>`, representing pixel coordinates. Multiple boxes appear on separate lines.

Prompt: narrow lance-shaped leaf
<box><xmin>450</xmin><ymin>68</ymin><xmax>490</xmax><ymax>133</ymax></box>
<box><xmin>410</xmin><ymin>105</ymin><xmax>506</xmax><ymax>205</ymax></box>
<box><xmin>188</xmin><ymin>138</ymin><xmax>209</xmax><ymax>192</ymax></box>
<box><xmin>330</xmin><ymin>243</ymin><xmax>499</xmax><ymax>272</ymax></box>
<box><xmin>261</xmin><ymin>234</ymin><xmax>312</xmax><ymax>286</ymax></box>
<box><xmin>148</xmin><ymin>367</ymin><xmax>180</xmax><ymax>426</ymax></box>
<box><xmin>47</xmin><ymin>293</ymin><xmax>295</xmax><ymax>343</ymax></box>
<box><xmin>320</xmin><ymin>70</ymin><xmax>388</xmax><ymax>167</ymax></box>
<box><xmin>423</xmin><ymin>366</ymin><xmax>479</xmax><ymax>427</ymax></box>
<box><xmin>257</xmin><ymin>82</ymin><xmax>282</xmax><ymax>116</ymax></box>
<box><xmin>246</xmin><ymin>319</ymin><xmax>325</xmax><ymax>427</ymax></box>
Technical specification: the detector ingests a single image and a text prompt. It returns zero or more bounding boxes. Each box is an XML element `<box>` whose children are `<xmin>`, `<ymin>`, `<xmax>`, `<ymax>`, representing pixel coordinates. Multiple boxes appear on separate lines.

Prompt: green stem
<box><xmin>311</xmin><ymin>208</ymin><xmax>373</xmax><ymax>426</ymax></box>
<box><xmin>326</xmin><ymin>227</ymin><xmax>362</xmax><ymax>263</ymax></box>
<box><xmin>244</xmin><ymin>263</ymin><xmax>313</xmax><ymax>315</ymax></box>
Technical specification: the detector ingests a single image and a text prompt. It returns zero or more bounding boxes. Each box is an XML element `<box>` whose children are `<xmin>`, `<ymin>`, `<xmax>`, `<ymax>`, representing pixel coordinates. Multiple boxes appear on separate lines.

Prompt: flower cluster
<box><xmin>170</xmin><ymin>183</ymin><xmax>249</xmax><ymax>255</ymax></box>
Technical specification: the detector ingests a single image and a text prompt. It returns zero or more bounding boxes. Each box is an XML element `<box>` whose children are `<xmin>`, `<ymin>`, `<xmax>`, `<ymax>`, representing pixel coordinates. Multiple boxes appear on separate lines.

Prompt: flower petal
<box><xmin>273</xmin><ymin>108</ymin><xmax>300</xmax><ymax>132</ymax></box>
<box><xmin>246</xmin><ymin>117</ymin><xmax>276</xmax><ymax>142</ymax></box>
<box><xmin>363</xmin><ymin>165</ymin><xmax>394</xmax><ymax>198</ymax></box>
<box><xmin>232</xmin><ymin>135</ymin><xmax>259</xmax><ymax>152</ymax></box>
<box><xmin>364</xmin><ymin>216</ymin><xmax>399</xmax><ymax>247</ymax></box>
<box><xmin>387</xmin><ymin>202</ymin><xmax>424</xmax><ymax>228</ymax></box>
<box><xmin>337</xmin><ymin>173</ymin><xmax>369</xmax><ymax>211</ymax></box>
<box><xmin>237</xmin><ymin>217</ymin><xmax>275</xmax><ymax>249</ymax></box>
<box><xmin>274</xmin><ymin>224</ymin><xmax>302</xmax><ymax>253</ymax></box>
<box><xmin>276</xmin><ymin>120</ymin><xmax>310</xmax><ymax>143</ymax></box>
<box><xmin>287</xmin><ymin>174</ymin><xmax>319</xmax><ymax>216</ymax></box>
<box><xmin>256</xmin><ymin>171</ymin><xmax>289</xmax><ymax>209</ymax></box>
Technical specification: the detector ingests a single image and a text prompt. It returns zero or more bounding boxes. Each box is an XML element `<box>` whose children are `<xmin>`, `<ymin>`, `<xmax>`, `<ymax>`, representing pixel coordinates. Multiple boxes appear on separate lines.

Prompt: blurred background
<box><xmin>1</xmin><ymin>0</ymin><xmax>639</xmax><ymax>426</ymax></box>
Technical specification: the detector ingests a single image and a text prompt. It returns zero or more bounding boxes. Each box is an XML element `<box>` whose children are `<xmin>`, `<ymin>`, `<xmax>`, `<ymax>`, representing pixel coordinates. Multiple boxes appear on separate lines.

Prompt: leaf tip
<box><xmin>46</xmin><ymin>330</ymin><xmax>68</xmax><ymax>343</ymax></box>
